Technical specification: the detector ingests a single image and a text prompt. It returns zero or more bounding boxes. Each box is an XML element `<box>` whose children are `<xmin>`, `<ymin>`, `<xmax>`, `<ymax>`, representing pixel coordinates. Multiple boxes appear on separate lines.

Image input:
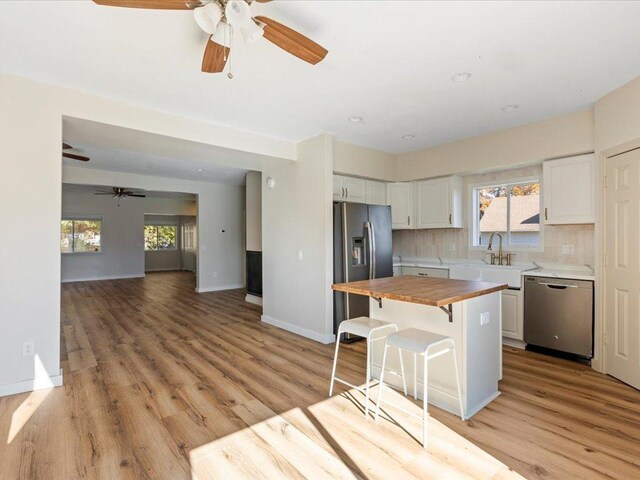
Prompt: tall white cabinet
<box><xmin>543</xmin><ymin>154</ymin><xmax>595</xmax><ymax>224</ymax></box>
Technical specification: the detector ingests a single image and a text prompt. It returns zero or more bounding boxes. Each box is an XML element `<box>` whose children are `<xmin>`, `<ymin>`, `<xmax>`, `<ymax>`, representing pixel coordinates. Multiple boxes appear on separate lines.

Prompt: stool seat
<box><xmin>339</xmin><ymin>317</ymin><xmax>396</xmax><ymax>338</ymax></box>
<box><xmin>385</xmin><ymin>328</ymin><xmax>451</xmax><ymax>354</ymax></box>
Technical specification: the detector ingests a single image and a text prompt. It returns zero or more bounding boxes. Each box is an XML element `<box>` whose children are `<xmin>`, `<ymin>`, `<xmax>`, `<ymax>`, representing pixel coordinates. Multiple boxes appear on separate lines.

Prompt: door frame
<box><xmin>596</xmin><ymin>136</ymin><xmax>640</xmax><ymax>374</ymax></box>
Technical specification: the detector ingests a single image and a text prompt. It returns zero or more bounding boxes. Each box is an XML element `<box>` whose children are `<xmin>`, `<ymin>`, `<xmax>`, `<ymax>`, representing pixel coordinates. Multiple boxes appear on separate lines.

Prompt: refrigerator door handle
<box><xmin>370</xmin><ymin>221</ymin><xmax>376</xmax><ymax>279</ymax></box>
<box><xmin>365</xmin><ymin>221</ymin><xmax>374</xmax><ymax>280</ymax></box>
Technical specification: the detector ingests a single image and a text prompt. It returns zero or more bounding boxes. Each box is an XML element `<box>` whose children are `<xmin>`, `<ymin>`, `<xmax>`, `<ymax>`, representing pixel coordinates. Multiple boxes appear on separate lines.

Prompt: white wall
<box><xmin>61</xmin><ymin>191</ymin><xmax>145</xmax><ymax>281</ymax></box>
<box><xmin>262</xmin><ymin>134</ymin><xmax>334</xmax><ymax>343</ymax></box>
<box><xmin>245</xmin><ymin>171</ymin><xmax>262</xmax><ymax>252</ymax></box>
<box><xmin>397</xmin><ymin>109</ymin><xmax>594</xmax><ymax>180</ymax></box>
<box><xmin>0</xmin><ymin>72</ymin><xmax>284</xmax><ymax>396</ymax></box>
<box><xmin>333</xmin><ymin>140</ymin><xmax>397</xmax><ymax>181</ymax></box>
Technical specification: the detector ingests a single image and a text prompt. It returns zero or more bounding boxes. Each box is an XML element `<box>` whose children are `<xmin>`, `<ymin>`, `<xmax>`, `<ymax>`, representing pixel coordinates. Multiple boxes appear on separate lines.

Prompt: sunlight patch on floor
<box><xmin>188</xmin><ymin>386</ymin><xmax>524</xmax><ymax>480</ymax></box>
<box><xmin>7</xmin><ymin>355</ymin><xmax>54</xmax><ymax>444</ymax></box>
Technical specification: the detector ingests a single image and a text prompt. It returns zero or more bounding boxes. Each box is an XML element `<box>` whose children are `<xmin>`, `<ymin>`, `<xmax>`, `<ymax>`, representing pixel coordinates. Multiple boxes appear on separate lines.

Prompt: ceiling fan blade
<box><xmin>63</xmin><ymin>152</ymin><xmax>90</xmax><ymax>162</ymax></box>
<box><xmin>92</xmin><ymin>0</ymin><xmax>196</xmax><ymax>9</ymax></box>
<box><xmin>94</xmin><ymin>192</ymin><xmax>115</xmax><ymax>195</ymax></box>
<box><xmin>201</xmin><ymin>37</ymin><xmax>229</xmax><ymax>73</ymax></box>
<box><xmin>62</xmin><ymin>142</ymin><xmax>73</xmax><ymax>150</ymax></box>
<box><xmin>254</xmin><ymin>16</ymin><xmax>327</xmax><ymax>65</ymax></box>
<box><xmin>127</xmin><ymin>194</ymin><xmax>147</xmax><ymax>198</ymax></box>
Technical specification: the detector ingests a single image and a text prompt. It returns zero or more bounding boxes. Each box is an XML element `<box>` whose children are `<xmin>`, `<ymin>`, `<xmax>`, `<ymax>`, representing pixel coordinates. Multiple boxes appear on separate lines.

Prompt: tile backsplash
<box><xmin>393</xmin><ymin>165</ymin><xmax>595</xmax><ymax>267</ymax></box>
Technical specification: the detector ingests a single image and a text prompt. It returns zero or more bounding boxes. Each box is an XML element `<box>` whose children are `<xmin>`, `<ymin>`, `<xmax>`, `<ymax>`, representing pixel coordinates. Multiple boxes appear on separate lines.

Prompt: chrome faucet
<box><xmin>487</xmin><ymin>232</ymin><xmax>509</xmax><ymax>265</ymax></box>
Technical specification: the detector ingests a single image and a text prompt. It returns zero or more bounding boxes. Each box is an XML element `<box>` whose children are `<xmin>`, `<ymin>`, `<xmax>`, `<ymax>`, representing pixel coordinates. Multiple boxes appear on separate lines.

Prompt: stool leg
<box><xmin>413</xmin><ymin>353</ymin><xmax>418</xmax><ymax>400</ymax></box>
<box><xmin>329</xmin><ymin>331</ymin><xmax>341</xmax><ymax>397</ymax></box>
<box><xmin>374</xmin><ymin>343</ymin><xmax>389</xmax><ymax>422</ymax></box>
<box><xmin>451</xmin><ymin>343</ymin><xmax>465</xmax><ymax>421</ymax></box>
<box><xmin>423</xmin><ymin>353</ymin><xmax>428</xmax><ymax>448</ymax></box>
<box><xmin>398</xmin><ymin>348</ymin><xmax>407</xmax><ymax>396</ymax></box>
<box><xmin>365</xmin><ymin>334</ymin><xmax>372</xmax><ymax>417</ymax></box>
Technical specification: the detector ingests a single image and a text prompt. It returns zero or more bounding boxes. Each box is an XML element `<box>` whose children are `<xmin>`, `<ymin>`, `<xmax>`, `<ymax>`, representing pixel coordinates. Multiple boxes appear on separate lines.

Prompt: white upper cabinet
<box><xmin>387</xmin><ymin>182</ymin><xmax>414</xmax><ymax>229</ymax></box>
<box><xmin>415</xmin><ymin>176</ymin><xmax>463</xmax><ymax>229</ymax></box>
<box><xmin>333</xmin><ymin>175</ymin><xmax>366</xmax><ymax>203</ymax></box>
<box><xmin>543</xmin><ymin>154</ymin><xmax>595</xmax><ymax>224</ymax></box>
<box><xmin>365</xmin><ymin>180</ymin><xmax>387</xmax><ymax>205</ymax></box>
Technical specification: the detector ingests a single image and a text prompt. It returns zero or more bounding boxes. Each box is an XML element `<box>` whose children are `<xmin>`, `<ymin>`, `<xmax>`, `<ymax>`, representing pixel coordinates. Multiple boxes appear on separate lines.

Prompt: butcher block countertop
<box><xmin>332</xmin><ymin>275</ymin><xmax>507</xmax><ymax>307</ymax></box>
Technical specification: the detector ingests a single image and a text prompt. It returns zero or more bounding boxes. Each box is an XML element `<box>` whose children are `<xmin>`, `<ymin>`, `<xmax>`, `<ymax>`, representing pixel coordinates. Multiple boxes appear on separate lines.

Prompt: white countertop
<box><xmin>394</xmin><ymin>257</ymin><xmax>595</xmax><ymax>281</ymax></box>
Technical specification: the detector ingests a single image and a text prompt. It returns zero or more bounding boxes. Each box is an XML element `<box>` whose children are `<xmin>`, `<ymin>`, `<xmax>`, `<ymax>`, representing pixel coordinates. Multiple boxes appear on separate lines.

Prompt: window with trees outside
<box><xmin>144</xmin><ymin>225</ymin><xmax>177</xmax><ymax>251</ymax></box>
<box><xmin>472</xmin><ymin>180</ymin><xmax>541</xmax><ymax>249</ymax></box>
<box><xmin>61</xmin><ymin>218</ymin><xmax>102</xmax><ymax>253</ymax></box>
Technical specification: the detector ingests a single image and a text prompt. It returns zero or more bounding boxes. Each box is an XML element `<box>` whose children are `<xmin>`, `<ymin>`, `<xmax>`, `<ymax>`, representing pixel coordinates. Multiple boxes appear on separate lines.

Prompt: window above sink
<box><xmin>469</xmin><ymin>177</ymin><xmax>544</xmax><ymax>252</ymax></box>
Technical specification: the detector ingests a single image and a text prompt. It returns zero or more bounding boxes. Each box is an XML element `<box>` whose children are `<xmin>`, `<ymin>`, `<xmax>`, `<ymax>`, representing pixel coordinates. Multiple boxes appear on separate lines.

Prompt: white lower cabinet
<box><xmin>392</xmin><ymin>266</ymin><xmax>401</xmax><ymax>277</ymax></box>
<box><xmin>401</xmin><ymin>266</ymin><xmax>449</xmax><ymax>278</ymax></box>
<box><xmin>501</xmin><ymin>288</ymin><xmax>523</xmax><ymax>341</ymax></box>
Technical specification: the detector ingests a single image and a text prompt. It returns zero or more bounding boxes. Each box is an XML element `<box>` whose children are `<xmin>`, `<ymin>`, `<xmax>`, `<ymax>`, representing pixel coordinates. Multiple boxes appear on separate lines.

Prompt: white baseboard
<box><xmin>261</xmin><ymin>315</ymin><xmax>335</xmax><ymax>344</ymax></box>
<box><xmin>196</xmin><ymin>284</ymin><xmax>244</xmax><ymax>293</ymax></box>
<box><xmin>145</xmin><ymin>268</ymin><xmax>182</xmax><ymax>273</ymax></box>
<box><xmin>245</xmin><ymin>294</ymin><xmax>263</xmax><ymax>306</ymax></box>
<box><xmin>0</xmin><ymin>369</ymin><xmax>64</xmax><ymax>398</ymax></box>
<box><xmin>503</xmin><ymin>337</ymin><xmax>526</xmax><ymax>349</ymax></box>
<box><xmin>61</xmin><ymin>273</ymin><xmax>145</xmax><ymax>283</ymax></box>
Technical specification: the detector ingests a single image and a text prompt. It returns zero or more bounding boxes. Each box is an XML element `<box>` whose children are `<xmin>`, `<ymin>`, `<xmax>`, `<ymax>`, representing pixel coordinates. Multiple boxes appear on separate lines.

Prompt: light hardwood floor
<box><xmin>1</xmin><ymin>272</ymin><xmax>639</xmax><ymax>479</ymax></box>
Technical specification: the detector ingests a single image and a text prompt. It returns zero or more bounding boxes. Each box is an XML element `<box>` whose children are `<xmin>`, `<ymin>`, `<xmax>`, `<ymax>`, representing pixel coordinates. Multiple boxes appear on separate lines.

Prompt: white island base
<box><xmin>366</xmin><ymin>291</ymin><xmax>502</xmax><ymax>419</ymax></box>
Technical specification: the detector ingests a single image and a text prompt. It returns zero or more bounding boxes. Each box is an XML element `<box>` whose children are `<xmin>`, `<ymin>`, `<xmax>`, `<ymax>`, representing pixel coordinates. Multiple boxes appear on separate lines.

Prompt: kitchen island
<box><xmin>332</xmin><ymin>275</ymin><xmax>507</xmax><ymax>418</ymax></box>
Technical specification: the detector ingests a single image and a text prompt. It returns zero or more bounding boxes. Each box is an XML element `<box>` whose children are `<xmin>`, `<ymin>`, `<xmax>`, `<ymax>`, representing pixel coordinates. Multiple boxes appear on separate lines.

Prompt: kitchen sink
<box><xmin>448</xmin><ymin>263</ymin><xmax>535</xmax><ymax>288</ymax></box>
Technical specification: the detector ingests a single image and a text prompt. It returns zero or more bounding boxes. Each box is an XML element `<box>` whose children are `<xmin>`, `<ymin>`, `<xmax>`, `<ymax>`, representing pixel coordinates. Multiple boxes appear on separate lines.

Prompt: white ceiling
<box><xmin>62</xmin><ymin>117</ymin><xmax>282</xmax><ymax>185</ymax></box>
<box><xmin>2</xmin><ymin>1</ymin><xmax>640</xmax><ymax>153</ymax></box>
<box><xmin>62</xmin><ymin>183</ymin><xmax>196</xmax><ymax>200</ymax></box>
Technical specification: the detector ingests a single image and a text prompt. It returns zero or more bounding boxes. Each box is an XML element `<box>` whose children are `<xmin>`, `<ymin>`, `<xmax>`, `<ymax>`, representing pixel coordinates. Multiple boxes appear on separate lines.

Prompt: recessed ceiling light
<box><xmin>402</xmin><ymin>134</ymin><xmax>415</xmax><ymax>140</ymax></box>
<box><xmin>451</xmin><ymin>72</ymin><xmax>472</xmax><ymax>82</ymax></box>
<box><xmin>348</xmin><ymin>116</ymin><xmax>364</xmax><ymax>123</ymax></box>
<box><xmin>195</xmin><ymin>168</ymin><xmax>204</xmax><ymax>172</ymax></box>
<box><xmin>501</xmin><ymin>104</ymin><xmax>519</xmax><ymax>112</ymax></box>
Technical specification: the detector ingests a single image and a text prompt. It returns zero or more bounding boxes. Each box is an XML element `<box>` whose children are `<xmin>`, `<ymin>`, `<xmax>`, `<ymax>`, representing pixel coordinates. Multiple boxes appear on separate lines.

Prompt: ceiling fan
<box><xmin>92</xmin><ymin>0</ymin><xmax>328</xmax><ymax>75</ymax></box>
<box><xmin>62</xmin><ymin>143</ymin><xmax>90</xmax><ymax>162</ymax></box>
<box><xmin>95</xmin><ymin>187</ymin><xmax>147</xmax><ymax>206</ymax></box>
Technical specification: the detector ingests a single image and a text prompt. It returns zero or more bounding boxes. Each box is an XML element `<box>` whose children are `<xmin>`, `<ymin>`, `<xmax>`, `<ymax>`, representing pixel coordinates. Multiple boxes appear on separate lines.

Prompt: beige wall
<box><xmin>594</xmin><ymin>76</ymin><xmax>640</xmax><ymax>154</ymax></box>
<box><xmin>393</xmin><ymin>165</ymin><xmax>595</xmax><ymax>266</ymax></box>
<box><xmin>397</xmin><ymin>110</ymin><xmax>594</xmax><ymax>181</ymax></box>
<box><xmin>245</xmin><ymin>171</ymin><xmax>262</xmax><ymax>252</ymax></box>
<box><xmin>262</xmin><ymin>134</ymin><xmax>334</xmax><ymax>343</ymax></box>
<box><xmin>333</xmin><ymin>140</ymin><xmax>397</xmax><ymax>181</ymax></box>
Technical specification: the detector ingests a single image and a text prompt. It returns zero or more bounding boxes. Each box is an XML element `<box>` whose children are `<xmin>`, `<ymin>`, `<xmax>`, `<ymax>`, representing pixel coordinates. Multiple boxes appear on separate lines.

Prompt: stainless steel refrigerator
<box><xmin>333</xmin><ymin>202</ymin><xmax>393</xmax><ymax>341</ymax></box>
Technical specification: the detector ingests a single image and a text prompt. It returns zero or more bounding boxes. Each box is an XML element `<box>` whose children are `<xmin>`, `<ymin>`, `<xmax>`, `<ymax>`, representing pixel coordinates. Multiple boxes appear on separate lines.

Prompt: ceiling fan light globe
<box><xmin>211</xmin><ymin>21</ymin><xmax>232</xmax><ymax>48</ymax></box>
<box><xmin>225</xmin><ymin>0</ymin><xmax>252</xmax><ymax>27</ymax></box>
<box><xmin>193</xmin><ymin>2</ymin><xmax>223</xmax><ymax>35</ymax></box>
<box><xmin>240</xmin><ymin>20</ymin><xmax>264</xmax><ymax>44</ymax></box>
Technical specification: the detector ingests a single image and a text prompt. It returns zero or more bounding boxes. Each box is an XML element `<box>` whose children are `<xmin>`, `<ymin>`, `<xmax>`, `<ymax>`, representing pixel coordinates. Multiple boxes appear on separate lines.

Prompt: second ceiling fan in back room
<box><xmin>92</xmin><ymin>0</ymin><xmax>328</xmax><ymax>76</ymax></box>
<box><xmin>95</xmin><ymin>187</ymin><xmax>147</xmax><ymax>207</ymax></box>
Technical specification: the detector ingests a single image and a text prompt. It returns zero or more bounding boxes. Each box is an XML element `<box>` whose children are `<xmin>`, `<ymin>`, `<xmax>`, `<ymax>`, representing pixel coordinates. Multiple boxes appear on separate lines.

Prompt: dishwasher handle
<box><xmin>539</xmin><ymin>282</ymin><xmax>578</xmax><ymax>289</ymax></box>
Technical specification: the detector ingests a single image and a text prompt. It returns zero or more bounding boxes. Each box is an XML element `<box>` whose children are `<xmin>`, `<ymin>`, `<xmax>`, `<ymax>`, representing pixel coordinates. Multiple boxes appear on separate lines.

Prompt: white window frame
<box><xmin>144</xmin><ymin>224</ymin><xmax>178</xmax><ymax>251</ymax></box>
<box><xmin>61</xmin><ymin>215</ymin><xmax>103</xmax><ymax>255</ymax></box>
<box><xmin>468</xmin><ymin>176</ymin><xmax>544</xmax><ymax>253</ymax></box>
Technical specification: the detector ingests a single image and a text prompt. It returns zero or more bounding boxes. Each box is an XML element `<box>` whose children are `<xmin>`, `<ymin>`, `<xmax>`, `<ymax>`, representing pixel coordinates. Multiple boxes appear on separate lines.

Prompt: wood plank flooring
<box><xmin>1</xmin><ymin>272</ymin><xmax>639</xmax><ymax>479</ymax></box>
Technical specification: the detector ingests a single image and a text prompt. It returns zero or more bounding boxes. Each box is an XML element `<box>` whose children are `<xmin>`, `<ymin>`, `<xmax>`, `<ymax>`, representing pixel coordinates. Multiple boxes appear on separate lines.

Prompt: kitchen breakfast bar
<box><xmin>331</xmin><ymin>275</ymin><xmax>507</xmax><ymax>418</ymax></box>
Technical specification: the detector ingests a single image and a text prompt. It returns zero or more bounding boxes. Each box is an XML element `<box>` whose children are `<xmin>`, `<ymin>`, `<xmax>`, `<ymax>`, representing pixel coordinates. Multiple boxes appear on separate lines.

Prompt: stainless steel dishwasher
<box><xmin>524</xmin><ymin>276</ymin><xmax>594</xmax><ymax>358</ymax></box>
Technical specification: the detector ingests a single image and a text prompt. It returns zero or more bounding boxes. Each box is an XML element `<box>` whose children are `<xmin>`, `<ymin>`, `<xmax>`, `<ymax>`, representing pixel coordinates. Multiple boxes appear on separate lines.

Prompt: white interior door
<box><xmin>605</xmin><ymin>149</ymin><xmax>640</xmax><ymax>389</ymax></box>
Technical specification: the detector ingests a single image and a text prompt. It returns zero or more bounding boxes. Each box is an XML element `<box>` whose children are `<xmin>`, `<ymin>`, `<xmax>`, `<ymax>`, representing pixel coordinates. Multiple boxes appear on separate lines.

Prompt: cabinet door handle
<box><xmin>449</xmin><ymin>214</ymin><xmax>452</xmax><ymax>225</ymax></box>
<box><xmin>407</xmin><ymin>216</ymin><xmax>410</xmax><ymax>226</ymax></box>
<box><xmin>346</xmin><ymin>188</ymin><xmax>349</xmax><ymax>198</ymax></box>
<box><xmin>342</xmin><ymin>187</ymin><xmax>345</xmax><ymax>198</ymax></box>
<box><xmin>418</xmin><ymin>272</ymin><xmax>428</xmax><ymax>276</ymax></box>
<box><xmin>545</xmin><ymin>207</ymin><xmax>548</xmax><ymax>221</ymax></box>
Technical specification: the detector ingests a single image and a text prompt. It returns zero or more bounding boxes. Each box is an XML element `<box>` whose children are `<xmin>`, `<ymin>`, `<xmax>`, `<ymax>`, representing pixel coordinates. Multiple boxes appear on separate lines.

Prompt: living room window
<box><xmin>471</xmin><ymin>179</ymin><xmax>542</xmax><ymax>250</ymax></box>
<box><xmin>144</xmin><ymin>225</ymin><xmax>177</xmax><ymax>251</ymax></box>
<box><xmin>60</xmin><ymin>218</ymin><xmax>102</xmax><ymax>253</ymax></box>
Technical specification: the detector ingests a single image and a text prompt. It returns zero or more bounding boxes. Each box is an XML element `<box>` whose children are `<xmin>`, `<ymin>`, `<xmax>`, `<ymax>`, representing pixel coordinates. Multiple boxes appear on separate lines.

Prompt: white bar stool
<box><xmin>374</xmin><ymin>327</ymin><xmax>465</xmax><ymax>448</ymax></box>
<box><xmin>329</xmin><ymin>317</ymin><xmax>406</xmax><ymax>417</ymax></box>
